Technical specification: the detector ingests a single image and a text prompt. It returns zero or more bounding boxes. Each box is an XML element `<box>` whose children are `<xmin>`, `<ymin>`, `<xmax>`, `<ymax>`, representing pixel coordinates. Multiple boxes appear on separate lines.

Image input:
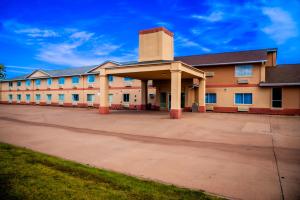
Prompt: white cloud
<box><xmin>70</xmin><ymin>31</ymin><xmax>94</xmax><ymax>41</ymax></box>
<box><xmin>15</xmin><ymin>28</ymin><xmax>58</xmax><ymax>38</ymax></box>
<box><xmin>262</xmin><ymin>7</ymin><xmax>298</xmax><ymax>44</ymax></box>
<box><xmin>176</xmin><ymin>35</ymin><xmax>211</xmax><ymax>52</ymax></box>
<box><xmin>191</xmin><ymin>11</ymin><xmax>224</xmax><ymax>22</ymax></box>
<box><xmin>94</xmin><ymin>44</ymin><xmax>122</xmax><ymax>56</ymax></box>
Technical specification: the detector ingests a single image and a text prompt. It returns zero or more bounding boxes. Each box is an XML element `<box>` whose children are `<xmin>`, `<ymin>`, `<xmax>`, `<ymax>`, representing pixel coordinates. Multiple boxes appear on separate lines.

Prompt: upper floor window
<box><xmin>235</xmin><ymin>93</ymin><xmax>252</xmax><ymax>104</ymax></box>
<box><xmin>26</xmin><ymin>80</ymin><xmax>31</xmax><ymax>86</ymax></box>
<box><xmin>72</xmin><ymin>76</ymin><xmax>80</xmax><ymax>84</ymax></box>
<box><xmin>35</xmin><ymin>79</ymin><xmax>41</xmax><ymax>86</ymax></box>
<box><xmin>235</xmin><ymin>65</ymin><xmax>253</xmax><ymax>77</ymax></box>
<box><xmin>9</xmin><ymin>82</ymin><xmax>13</xmax><ymax>87</ymax></box>
<box><xmin>17</xmin><ymin>94</ymin><xmax>21</xmax><ymax>101</ymax></box>
<box><xmin>108</xmin><ymin>75</ymin><xmax>114</xmax><ymax>82</ymax></box>
<box><xmin>124</xmin><ymin>77</ymin><xmax>133</xmax><ymax>82</ymax></box>
<box><xmin>87</xmin><ymin>75</ymin><xmax>95</xmax><ymax>83</ymax></box>
<box><xmin>58</xmin><ymin>77</ymin><xmax>65</xmax><ymax>85</ymax></box>
<box><xmin>17</xmin><ymin>81</ymin><xmax>22</xmax><ymax>87</ymax></box>
<box><xmin>47</xmin><ymin>78</ymin><xmax>52</xmax><ymax>85</ymax></box>
<box><xmin>205</xmin><ymin>93</ymin><xmax>217</xmax><ymax>104</ymax></box>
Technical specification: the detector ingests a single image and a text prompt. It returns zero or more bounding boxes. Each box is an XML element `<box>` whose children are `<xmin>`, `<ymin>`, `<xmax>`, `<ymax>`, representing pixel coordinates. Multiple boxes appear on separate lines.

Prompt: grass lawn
<box><xmin>0</xmin><ymin>142</ymin><xmax>223</xmax><ymax>200</ymax></box>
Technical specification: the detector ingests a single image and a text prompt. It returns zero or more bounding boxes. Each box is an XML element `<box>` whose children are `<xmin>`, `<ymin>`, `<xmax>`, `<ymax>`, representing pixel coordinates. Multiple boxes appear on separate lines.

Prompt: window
<box><xmin>26</xmin><ymin>94</ymin><xmax>30</xmax><ymax>101</ymax></box>
<box><xmin>272</xmin><ymin>88</ymin><xmax>282</xmax><ymax>108</ymax></box>
<box><xmin>58</xmin><ymin>77</ymin><xmax>65</xmax><ymax>85</ymax></box>
<box><xmin>235</xmin><ymin>65</ymin><xmax>253</xmax><ymax>77</ymax></box>
<box><xmin>72</xmin><ymin>94</ymin><xmax>79</xmax><ymax>102</ymax></box>
<box><xmin>235</xmin><ymin>93</ymin><xmax>252</xmax><ymax>104</ymax></box>
<box><xmin>206</xmin><ymin>93</ymin><xmax>217</xmax><ymax>104</ymax></box>
<box><xmin>35</xmin><ymin>79</ymin><xmax>41</xmax><ymax>86</ymax></box>
<box><xmin>9</xmin><ymin>82</ymin><xmax>13</xmax><ymax>87</ymax></box>
<box><xmin>109</xmin><ymin>94</ymin><xmax>113</xmax><ymax>104</ymax></box>
<box><xmin>58</xmin><ymin>94</ymin><xmax>64</xmax><ymax>101</ymax></box>
<box><xmin>17</xmin><ymin>81</ymin><xmax>22</xmax><ymax>87</ymax></box>
<box><xmin>8</xmin><ymin>94</ymin><xmax>13</xmax><ymax>101</ymax></box>
<box><xmin>123</xmin><ymin>94</ymin><xmax>130</xmax><ymax>102</ymax></box>
<box><xmin>17</xmin><ymin>94</ymin><xmax>21</xmax><ymax>101</ymax></box>
<box><xmin>72</xmin><ymin>76</ymin><xmax>80</xmax><ymax>84</ymax></box>
<box><xmin>26</xmin><ymin>80</ymin><xmax>31</xmax><ymax>86</ymax></box>
<box><xmin>108</xmin><ymin>75</ymin><xmax>114</xmax><ymax>82</ymax></box>
<box><xmin>87</xmin><ymin>75</ymin><xmax>95</xmax><ymax>83</ymax></box>
<box><xmin>47</xmin><ymin>94</ymin><xmax>52</xmax><ymax>101</ymax></box>
<box><xmin>47</xmin><ymin>78</ymin><xmax>52</xmax><ymax>85</ymax></box>
<box><xmin>87</xmin><ymin>94</ymin><xmax>95</xmax><ymax>102</ymax></box>
<box><xmin>124</xmin><ymin>77</ymin><xmax>133</xmax><ymax>81</ymax></box>
<box><xmin>35</xmin><ymin>94</ymin><xmax>41</xmax><ymax>101</ymax></box>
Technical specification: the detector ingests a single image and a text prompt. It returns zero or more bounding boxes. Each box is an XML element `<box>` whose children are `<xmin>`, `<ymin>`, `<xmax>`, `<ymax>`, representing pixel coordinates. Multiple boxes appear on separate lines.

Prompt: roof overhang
<box><xmin>104</xmin><ymin>61</ymin><xmax>205</xmax><ymax>80</ymax></box>
<box><xmin>192</xmin><ymin>60</ymin><xmax>267</xmax><ymax>67</ymax></box>
<box><xmin>260</xmin><ymin>82</ymin><xmax>300</xmax><ymax>87</ymax></box>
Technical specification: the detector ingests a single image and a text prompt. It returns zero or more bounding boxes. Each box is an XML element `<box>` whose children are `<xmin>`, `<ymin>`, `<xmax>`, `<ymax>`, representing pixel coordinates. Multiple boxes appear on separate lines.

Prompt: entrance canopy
<box><xmin>98</xmin><ymin>61</ymin><xmax>206</xmax><ymax>119</ymax></box>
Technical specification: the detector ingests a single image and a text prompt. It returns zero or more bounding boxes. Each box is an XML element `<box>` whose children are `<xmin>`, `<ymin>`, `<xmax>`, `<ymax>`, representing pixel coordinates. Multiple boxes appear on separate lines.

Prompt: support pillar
<box><xmin>197</xmin><ymin>78</ymin><xmax>206</xmax><ymax>112</ymax></box>
<box><xmin>170</xmin><ymin>69</ymin><xmax>182</xmax><ymax>119</ymax></box>
<box><xmin>141</xmin><ymin>80</ymin><xmax>148</xmax><ymax>110</ymax></box>
<box><xmin>99</xmin><ymin>69</ymin><xmax>109</xmax><ymax>114</ymax></box>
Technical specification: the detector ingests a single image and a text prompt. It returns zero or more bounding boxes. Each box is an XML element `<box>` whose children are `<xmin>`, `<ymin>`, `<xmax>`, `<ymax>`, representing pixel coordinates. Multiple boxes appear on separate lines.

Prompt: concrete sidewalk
<box><xmin>0</xmin><ymin>105</ymin><xmax>299</xmax><ymax>200</ymax></box>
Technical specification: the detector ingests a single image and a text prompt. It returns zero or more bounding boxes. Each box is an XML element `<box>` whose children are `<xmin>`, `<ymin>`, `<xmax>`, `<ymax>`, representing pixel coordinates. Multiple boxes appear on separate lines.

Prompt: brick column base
<box><xmin>170</xmin><ymin>109</ymin><xmax>182</xmax><ymax>119</ymax></box>
<box><xmin>99</xmin><ymin>106</ymin><xmax>110</xmax><ymax>114</ymax></box>
<box><xmin>198</xmin><ymin>106</ymin><xmax>206</xmax><ymax>112</ymax></box>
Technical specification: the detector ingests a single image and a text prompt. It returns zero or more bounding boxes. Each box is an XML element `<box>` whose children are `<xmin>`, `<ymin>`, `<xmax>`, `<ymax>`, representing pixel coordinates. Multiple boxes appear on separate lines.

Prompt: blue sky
<box><xmin>1</xmin><ymin>0</ymin><xmax>299</xmax><ymax>78</ymax></box>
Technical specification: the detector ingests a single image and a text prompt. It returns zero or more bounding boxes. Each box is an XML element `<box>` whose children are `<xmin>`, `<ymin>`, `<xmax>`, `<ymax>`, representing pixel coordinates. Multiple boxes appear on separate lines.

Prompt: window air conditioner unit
<box><xmin>46</xmin><ymin>101</ymin><xmax>51</xmax><ymax>105</ymax></box>
<box><xmin>238</xmin><ymin>106</ymin><xmax>249</xmax><ymax>112</ymax></box>
<box><xmin>88</xmin><ymin>84</ymin><xmax>94</xmax><ymax>88</ymax></box>
<box><xmin>36</xmin><ymin>101</ymin><xmax>40</xmax><ymax>105</ymax></box>
<box><xmin>72</xmin><ymin>85</ymin><xmax>78</xmax><ymax>89</ymax></box>
<box><xmin>205</xmin><ymin>72</ymin><xmax>215</xmax><ymax>77</ymax></box>
<box><xmin>47</xmin><ymin>85</ymin><xmax>51</xmax><ymax>89</ymax></box>
<box><xmin>17</xmin><ymin>100</ymin><xmax>20</xmax><ymax>103</ymax></box>
<box><xmin>8</xmin><ymin>100</ymin><xmax>12</xmax><ymax>103</ymax></box>
<box><xmin>124</xmin><ymin>81</ymin><xmax>132</xmax><ymax>87</ymax></box>
<box><xmin>59</xmin><ymin>101</ymin><xmax>64</xmax><ymax>105</ymax></box>
<box><xmin>26</xmin><ymin>100</ymin><xmax>30</xmax><ymax>104</ymax></box>
<box><xmin>237</xmin><ymin>79</ymin><xmax>249</xmax><ymax>84</ymax></box>
<box><xmin>26</xmin><ymin>87</ymin><xmax>30</xmax><ymax>90</ymax></box>
<box><xmin>72</xmin><ymin>101</ymin><xmax>78</xmax><ymax>106</ymax></box>
<box><xmin>9</xmin><ymin>87</ymin><xmax>13</xmax><ymax>91</ymax></box>
<box><xmin>123</xmin><ymin>103</ymin><xmax>130</xmax><ymax>108</ymax></box>
<box><xmin>59</xmin><ymin>85</ymin><xmax>63</xmax><ymax>89</ymax></box>
<box><xmin>87</xmin><ymin>102</ymin><xmax>94</xmax><ymax>107</ymax></box>
<box><xmin>206</xmin><ymin>105</ymin><xmax>214</xmax><ymax>111</ymax></box>
<box><xmin>17</xmin><ymin>87</ymin><xmax>20</xmax><ymax>91</ymax></box>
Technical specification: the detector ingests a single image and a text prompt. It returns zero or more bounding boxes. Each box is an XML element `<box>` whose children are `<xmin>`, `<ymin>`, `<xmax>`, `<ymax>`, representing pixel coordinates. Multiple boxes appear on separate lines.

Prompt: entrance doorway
<box><xmin>272</xmin><ymin>88</ymin><xmax>282</xmax><ymax>108</ymax></box>
<box><xmin>160</xmin><ymin>92</ymin><xmax>167</xmax><ymax>110</ymax></box>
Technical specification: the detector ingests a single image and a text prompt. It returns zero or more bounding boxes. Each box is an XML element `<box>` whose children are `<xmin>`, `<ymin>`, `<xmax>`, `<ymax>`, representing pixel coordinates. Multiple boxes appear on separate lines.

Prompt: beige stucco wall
<box><xmin>283</xmin><ymin>87</ymin><xmax>300</xmax><ymax>109</ymax></box>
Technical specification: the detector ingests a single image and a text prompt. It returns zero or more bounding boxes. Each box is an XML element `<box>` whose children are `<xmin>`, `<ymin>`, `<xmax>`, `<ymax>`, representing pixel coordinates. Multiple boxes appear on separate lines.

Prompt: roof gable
<box><xmin>88</xmin><ymin>61</ymin><xmax>119</xmax><ymax>73</ymax></box>
<box><xmin>27</xmin><ymin>70</ymin><xmax>50</xmax><ymax>78</ymax></box>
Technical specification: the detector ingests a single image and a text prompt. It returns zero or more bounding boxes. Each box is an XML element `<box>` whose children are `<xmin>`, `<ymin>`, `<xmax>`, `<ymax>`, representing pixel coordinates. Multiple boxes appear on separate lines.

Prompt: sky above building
<box><xmin>1</xmin><ymin>0</ymin><xmax>299</xmax><ymax>78</ymax></box>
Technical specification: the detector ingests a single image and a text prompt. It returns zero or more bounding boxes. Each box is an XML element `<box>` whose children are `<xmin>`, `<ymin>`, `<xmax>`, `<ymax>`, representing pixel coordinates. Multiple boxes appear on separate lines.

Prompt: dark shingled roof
<box><xmin>261</xmin><ymin>64</ymin><xmax>300</xmax><ymax>86</ymax></box>
<box><xmin>174</xmin><ymin>49</ymin><xmax>269</xmax><ymax>66</ymax></box>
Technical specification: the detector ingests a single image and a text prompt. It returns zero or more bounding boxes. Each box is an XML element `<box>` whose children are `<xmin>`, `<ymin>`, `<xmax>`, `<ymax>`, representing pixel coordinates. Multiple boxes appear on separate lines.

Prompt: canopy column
<box><xmin>170</xmin><ymin>68</ymin><xmax>182</xmax><ymax>119</ymax></box>
<box><xmin>141</xmin><ymin>80</ymin><xmax>148</xmax><ymax>110</ymax></box>
<box><xmin>99</xmin><ymin>69</ymin><xmax>110</xmax><ymax>114</ymax></box>
<box><xmin>197</xmin><ymin>78</ymin><xmax>206</xmax><ymax>112</ymax></box>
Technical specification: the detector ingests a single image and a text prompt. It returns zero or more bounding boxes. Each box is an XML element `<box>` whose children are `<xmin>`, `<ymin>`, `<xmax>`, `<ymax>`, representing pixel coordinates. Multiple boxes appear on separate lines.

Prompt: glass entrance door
<box><xmin>272</xmin><ymin>88</ymin><xmax>282</xmax><ymax>108</ymax></box>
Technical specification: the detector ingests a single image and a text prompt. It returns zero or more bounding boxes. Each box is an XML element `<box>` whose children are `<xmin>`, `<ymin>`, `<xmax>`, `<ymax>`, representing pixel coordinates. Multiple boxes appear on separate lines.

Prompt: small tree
<box><xmin>0</xmin><ymin>64</ymin><xmax>6</xmax><ymax>80</ymax></box>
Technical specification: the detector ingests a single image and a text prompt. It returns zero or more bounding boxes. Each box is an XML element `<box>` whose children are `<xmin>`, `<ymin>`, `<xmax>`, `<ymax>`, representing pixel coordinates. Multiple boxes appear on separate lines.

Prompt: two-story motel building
<box><xmin>1</xmin><ymin>27</ymin><xmax>300</xmax><ymax>118</ymax></box>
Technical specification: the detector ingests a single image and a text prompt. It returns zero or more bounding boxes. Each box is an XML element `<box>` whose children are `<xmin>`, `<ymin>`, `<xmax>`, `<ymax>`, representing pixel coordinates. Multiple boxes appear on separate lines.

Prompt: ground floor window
<box><xmin>272</xmin><ymin>88</ymin><xmax>282</xmax><ymax>108</ymax></box>
<box><xmin>87</xmin><ymin>94</ymin><xmax>95</xmax><ymax>102</ymax></box>
<box><xmin>58</xmin><ymin>94</ymin><xmax>64</xmax><ymax>101</ymax></box>
<box><xmin>17</xmin><ymin>94</ymin><xmax>21</xmax><ymax>101</ymax></box>
<box><xmin>47</xmin><ymin>94</ymin><xmax>52</xmax><ymax>101</ymax></box>
<box><xmin>109</xmin><ymin>94</ymin><xmax>113</xmax><ymax>103</ymax></box>
<box><xmin>26</xmin><ymin>94</ymin><xmax>30</xmax><ymax>101</ymax></box>
<box><xmin>72</xmin><ymin>94</ymin><xmax>79</xmax><ymax>102</ymax></box>
<box><xmin>123</xmin><ymin>94</ymin><xmax>130</xmax><ymax>102</ymax></box>
<box><xmin>8</xmin><ymin>94</ymin><xmax>13</xmax><ymax>101</ymax></box>
<box><xmin>35</xmin><ymin>94</ymin><xmax>41</xmax><ymax>101</ymax></box>
<box><xmin>235</xmin><ymin>93</ymin><xmax>252</xmax><ymax>104</ymax></box>
<box><xmin>206</xmin><ymin>93</ymin><xmax>216</xmax><ymax>104</ymax></box>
